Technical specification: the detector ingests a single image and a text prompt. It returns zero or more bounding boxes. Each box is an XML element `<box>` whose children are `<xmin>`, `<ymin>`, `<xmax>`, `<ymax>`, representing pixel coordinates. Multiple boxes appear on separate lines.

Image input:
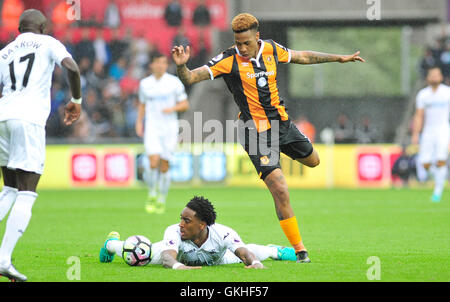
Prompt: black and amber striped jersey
<box><xmin>205</xmin><ymin>39</ymin><xmax>291</xmax><ymax>132</ymax></box>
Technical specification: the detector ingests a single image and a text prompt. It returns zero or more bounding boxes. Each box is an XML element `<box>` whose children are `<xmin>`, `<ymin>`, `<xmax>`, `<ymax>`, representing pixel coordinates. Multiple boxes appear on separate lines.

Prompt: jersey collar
<box><xmin>235</xmin><ymin>39</ymin><xmax>265</xmax><ymax>67</ymax></box>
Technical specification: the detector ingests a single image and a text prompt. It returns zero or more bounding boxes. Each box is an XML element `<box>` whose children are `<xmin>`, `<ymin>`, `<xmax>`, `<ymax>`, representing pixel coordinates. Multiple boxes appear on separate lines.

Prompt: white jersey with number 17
<box><xmin>0</xmin><ymin>32</ymin><xmax>72</xmax><ymax>127</ymax></box>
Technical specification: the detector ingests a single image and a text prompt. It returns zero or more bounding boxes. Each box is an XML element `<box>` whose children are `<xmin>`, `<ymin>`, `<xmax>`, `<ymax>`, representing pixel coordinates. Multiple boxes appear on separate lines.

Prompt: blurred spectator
<box><xmin>391</xmin><ymin>146</ymin><xmax>417</xmax><ymax>187</ymax></box>
<box><xmin>1</xmin><ymin>0</ymin><xmax>24</xmax><ymax>31</ymax></box>
<box><xmin>294</xmin><ymin>115</ymin><xmax>316</xmax><ymax>143</ymax></box>
<box><xmin>104</xmin><ymin>0</ymin><xmax>121</xmax><ymax>28</ymax></box>
<box><xmin>61</xmin><ymin>28</ymin><xmax>75</xmax><ymax>56</ymax></box>
<box><xmin>108</xmin><ymin>28</ymin><xmax>131</xmax><ymax>65</ymax></box>
<box><xmin>70</xmin><ymin>112</ymin><xmax>93</xmax><ymax>142</ymax></box>
<box><xmin>86</xmin><ymin>60</ymin><xmax>107</xmax><ymax>92</ymax></box>
<box><xmin>164</xmin><ymin>0</ymin><xmax>183</xmax><ymax>27</ymax></box>
<box><xmin>187</xmin><ymin>31</ymin><xmax>209</xmax><ymax>69</ymax></box>
<box><xmin>439</xmin><ymin>43</ymin><xmax>450</xmax><ymax>78</ymax></box>
<box><xmin>333</xmin><ymin>114</ymin><xmax>355</xmax><ymax>144</ymax></box>
<box><xmin>172</xmin><ymin>26</ymin><xmax>190</xmax><ymax>49</ymax></box>
<box><xmin>78</xmin><ymin>57</ymin><xmax>92</xmax><ymax>93</ymax></box>
<box><xmin>123</xmin><ymin>95</ymin><xmax>140</xmax><ymax>137</ymax></box>
<box><xmin>130</xmin><ymin>31</ymin><xmax>151</xmax><ymax>68</ymax></box>
<box><xmin>193</xmin><ymin>0</ymin><xmax>211</xmax><ymax>28</ymax></box>
<box><xmin>93</xmin><ymin>29</ymin><xmax>110</xmax><ymax>66</ymax></box>
<box><xmin>109</xmin><ymin>57</ymin><xmax>127</xmax><ymax>81</ymax></box>
<box><xmin>74</xmin><ymin>28</ymin><xmax>95</xmax><ymax>64</ymax></box>
<box><xmin>355</xmin><ymin>116</ymin><xmax>378</xmax><ymax>144</ymax></box>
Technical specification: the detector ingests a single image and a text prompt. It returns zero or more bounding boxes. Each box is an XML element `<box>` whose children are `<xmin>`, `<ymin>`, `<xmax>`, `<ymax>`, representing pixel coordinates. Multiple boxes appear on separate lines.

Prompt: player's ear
<box><xmin>255</xmin><ymin>31</ymin><xmax>260</xmax><ymax>40</ymax></box>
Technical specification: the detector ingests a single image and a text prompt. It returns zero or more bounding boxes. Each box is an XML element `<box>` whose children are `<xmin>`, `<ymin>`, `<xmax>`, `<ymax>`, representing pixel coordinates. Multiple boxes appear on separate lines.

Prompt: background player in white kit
<box><xmin>100</xmin><ymin>196</ymin><xmax>297</xmax><ymax>268</ymax></box>
<box><xmin>0</xmin><ymin>9</ymin><xmax>81</xmax><ymax>281</ymax></box>
<box><xmin>135</xmin><ymin>53</ymin><xmax>189</xmax><ymax>214</ymax></box>
<box><xmin>412</xmin><ymin>67</ymin><xmax>450</xmax><ymax>203</ymax></box>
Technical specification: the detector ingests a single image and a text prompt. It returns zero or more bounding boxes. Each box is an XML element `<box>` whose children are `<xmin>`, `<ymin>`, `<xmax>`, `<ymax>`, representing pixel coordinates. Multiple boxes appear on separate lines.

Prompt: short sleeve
<box><xmin>49</xmin><ymin>37</ymin><xmax>72</xmax><ymax>67</ymax></box>
<box><xmin>416</xmin><ymin>90</ymin><xmax>425</xmax><ymax>109</ymax></box>
<box><xmin>161</xmin><ymin>225</ymin><xmax>181</xmax><ymax>252</ymax></box>
<box><xmin>274</xmin><ymin>41</ymin><xmax>291</xmax><ymax>64</ymax></box>
<box><xmin>222</xmin><ymin>227</ymin><xmax>246</xmax><ymax>253</ymax></box>
<box><xmin>174</xmin><ymin>78</ymin><xmax>188</xmax><ymax>102</ymax></box>
<box><xmin>205</xmin><ymin>51</ymin><xmax>234</xmax><ymax>80</ymax></box>
<box><xmin>138</xmin><ymin>81</ymin><xmax>145</xmax><ymax>103</ymax></box>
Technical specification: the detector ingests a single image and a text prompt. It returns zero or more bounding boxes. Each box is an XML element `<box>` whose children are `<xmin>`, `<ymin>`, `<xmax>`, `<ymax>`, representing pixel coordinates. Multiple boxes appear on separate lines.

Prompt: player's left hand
<box><xmin>64</xmin><ymin>102</ymin><xmax>81</xmax><ymax>126</ymax></box>
<box><xmin>339</xmin><ymin>51</ymin><xmax>365</xmax><ymax>63</ymax></box>
<box><xmin>245</xmin><ymin>262</ymin><xmax>265</xmax><ymax>269</ymax></box>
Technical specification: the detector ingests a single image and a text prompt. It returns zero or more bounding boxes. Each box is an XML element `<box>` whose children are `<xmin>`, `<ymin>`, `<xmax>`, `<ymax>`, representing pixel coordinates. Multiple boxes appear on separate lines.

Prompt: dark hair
<box><xmin>427</xmin><ymin>65</ymin><xmax>442</xmax><ymax>73</ymax></box>
<box><xmin>186</xmin><ymin>196</ymin><xmax>217</xmax><ymax>226</ymax></box>
<box><xmin>150</xmin><ymin>52</ymin><xmax>166</xmax><ymax>63</ymax></box>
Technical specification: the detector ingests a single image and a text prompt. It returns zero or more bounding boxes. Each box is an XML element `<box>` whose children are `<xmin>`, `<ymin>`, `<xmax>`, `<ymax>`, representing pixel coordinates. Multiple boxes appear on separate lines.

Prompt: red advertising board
<box><xmin>71</xmin><ymin>153</ymin><xmax>98</xmax><ymax>183</ymax></box>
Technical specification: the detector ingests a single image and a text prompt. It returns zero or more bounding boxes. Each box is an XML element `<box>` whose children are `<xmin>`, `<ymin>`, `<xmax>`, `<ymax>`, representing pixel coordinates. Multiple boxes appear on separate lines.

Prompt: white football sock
<box><xmin>144</xmin><ymin>168</ymin><xmax>159</xmax><ymax>198</ymax></box>
<box><xmin>0</xmin><ymin>186</ymin><xmax>18</xmax><ymax>222</ymax></box>
<box><xmin>433</xmin><ymin>165</ymin><xmax>448</xmax><ymax>197</ymax></box>
<box><xmin>245</xmin><ymin>244</ymin><xmax>278</xmax><ymax>261</ymax></box>
<box><xmin>106</xmin><ymin>240</ymin><xmax>124</xmax><ymax>256</ymax></box>
<box><xmin>158</xmin><ymin>171</ymin><xmax>171</xmax><ymax>204</ymax></box>
<box><xmin>0</xmin><ymin>191</ymin><xmax>36</xmax><ymax>266</ymax></box>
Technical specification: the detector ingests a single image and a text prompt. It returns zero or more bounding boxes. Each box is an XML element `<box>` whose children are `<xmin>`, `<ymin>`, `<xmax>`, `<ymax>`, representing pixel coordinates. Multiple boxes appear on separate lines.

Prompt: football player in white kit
<box><xmin>0</xmin><ymin>10</ymin><xmax>81</xmax><ymax>281</ymax></box>
<box><xmin>135</xmin><ymin>53</ymin><xmax>189</xmax><ymax>214</ymax></box>
<box><xmin>412</xmin><ymin>67</ymin><xmax>450</xmax><ymax>202</ymax></box>
<box><xmin>100</xmin><ymin>196</ymin><xmax>297</xmax><ymax>269</ymax></box>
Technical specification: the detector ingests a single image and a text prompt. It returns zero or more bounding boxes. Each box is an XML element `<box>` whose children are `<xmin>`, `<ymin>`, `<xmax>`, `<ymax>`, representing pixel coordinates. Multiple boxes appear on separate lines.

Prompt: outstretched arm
<box><xmin>290</xmin><ymin>50</ymin><xmax>365</xmax><ymax>64</ymax></box>
<box><xmin>161</xmin><ymin>250</ymin><xmax>202</xmax><ymax>270</ymax></box>
<box><xmin>234</xmin><ymin>247</ymin><xmax>264</xmax><ymax>269</ymax></box>
<box><xmin>172</xmin><ymin>45</ymin><xmax>211</xmax><ymax>86</ymax></box>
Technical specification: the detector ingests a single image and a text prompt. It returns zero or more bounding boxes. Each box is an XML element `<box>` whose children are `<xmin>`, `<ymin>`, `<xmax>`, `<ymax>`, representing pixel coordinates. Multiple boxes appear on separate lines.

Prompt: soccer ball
<box><xmin>122</xmin><ymin>235</ymin><xmax>152</xmax><ymax>266</ymax></box>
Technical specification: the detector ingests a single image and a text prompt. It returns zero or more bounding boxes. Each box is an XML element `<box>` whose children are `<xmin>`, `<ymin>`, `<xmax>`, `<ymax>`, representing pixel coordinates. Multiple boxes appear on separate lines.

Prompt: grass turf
<box><xmin>0</xmin><ymin>187</ymin><xmax>448</xmax><ymax>282</ymax></box>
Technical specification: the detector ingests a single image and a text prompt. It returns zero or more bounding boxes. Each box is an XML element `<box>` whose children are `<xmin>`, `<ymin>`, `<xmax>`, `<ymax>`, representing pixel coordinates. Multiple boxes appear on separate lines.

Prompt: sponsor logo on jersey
<box><xmin>246</xmin><ymin>70</ymin><xmax>274</xmax><ymax>79</ymax></box>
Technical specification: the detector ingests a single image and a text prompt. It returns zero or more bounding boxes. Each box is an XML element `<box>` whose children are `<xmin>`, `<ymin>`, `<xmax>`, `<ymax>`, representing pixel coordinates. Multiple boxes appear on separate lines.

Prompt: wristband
<box><xmin>71</xmin><ymin>97</ymin><xmax>82</xmax><ymax>104</ymax></box>
<box><xmin>172</xmin><ymin>262</ymin><xmax>183</xmax><ymax>270</ymax></box>
<box><xmin>251</xmin><ymin>260</ymin><xmax>262</xmax><ymax>266</ymax></box>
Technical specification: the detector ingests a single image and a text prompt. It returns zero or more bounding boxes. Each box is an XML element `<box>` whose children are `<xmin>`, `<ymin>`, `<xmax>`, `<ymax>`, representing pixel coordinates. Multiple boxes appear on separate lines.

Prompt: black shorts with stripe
<box><xmin>237</xmin><ymin>119</ymin><xmax>313</xmax><ymax>180</ymax></box>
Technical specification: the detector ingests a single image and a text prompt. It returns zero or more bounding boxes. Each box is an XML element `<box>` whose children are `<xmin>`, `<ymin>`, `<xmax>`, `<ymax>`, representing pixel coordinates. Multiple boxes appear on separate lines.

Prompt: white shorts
<box><xmin>418</xmin><ymin>130</ymin><xmax>449</xmax><ymax>164</ymax></box>
<box><xmin>144</xmin><ymin>128</ymin><xmax>178</xmax><ymax>161</ymax></box>
<box><xmin>0</xmin><ymin>120</ymin><xmax>46</xmax><ymax>175</ymax></box>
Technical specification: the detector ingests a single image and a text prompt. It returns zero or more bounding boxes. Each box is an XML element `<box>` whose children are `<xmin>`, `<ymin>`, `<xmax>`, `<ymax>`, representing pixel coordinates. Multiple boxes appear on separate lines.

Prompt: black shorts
<box><xmin>238</xmin><ymin>119</ymin><xmax>313</xmax><ymax>180</ymax></box>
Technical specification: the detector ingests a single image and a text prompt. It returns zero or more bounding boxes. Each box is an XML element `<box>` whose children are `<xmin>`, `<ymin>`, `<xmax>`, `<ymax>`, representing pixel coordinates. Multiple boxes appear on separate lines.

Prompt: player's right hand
<box><xmin>172</xmin><ymin>45</ymin><xmax>190</xmax><ymax>66</ymax></box>
<box><xmin>64</xmin><ymin>102</ymin><xmax>81</xmax><ymax>126</ymax></box>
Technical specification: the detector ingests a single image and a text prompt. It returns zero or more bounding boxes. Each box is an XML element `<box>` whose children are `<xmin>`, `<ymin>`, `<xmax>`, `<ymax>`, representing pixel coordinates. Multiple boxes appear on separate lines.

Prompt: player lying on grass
<box><xmin>99</xmin><ymin>196</ymin><xmax>296</xmax><ymax>269</ymax></box>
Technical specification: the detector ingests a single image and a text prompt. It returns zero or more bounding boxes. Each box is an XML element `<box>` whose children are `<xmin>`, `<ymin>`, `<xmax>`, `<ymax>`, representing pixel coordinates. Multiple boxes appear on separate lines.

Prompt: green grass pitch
<box><xmin>0</xmin><ymin>187</ymin><xmax>448</xmax><ymax>282</ymax></box>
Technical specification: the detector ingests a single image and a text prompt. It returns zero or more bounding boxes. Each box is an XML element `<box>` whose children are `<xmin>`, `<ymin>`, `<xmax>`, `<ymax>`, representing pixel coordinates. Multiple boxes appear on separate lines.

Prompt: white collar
<box><xmin>235</xmin><ymin>39</ymin><xmax>265</xmax><ymax>67</ymax></box>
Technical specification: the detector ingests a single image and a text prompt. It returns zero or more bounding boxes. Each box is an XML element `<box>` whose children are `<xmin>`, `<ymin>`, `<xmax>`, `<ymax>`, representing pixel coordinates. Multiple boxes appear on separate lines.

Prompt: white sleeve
<box><xmin>175</xmin><ymin>78</ymin><xmax>188</xmax><ymax>102</ymax></box>
<box><xmin>161</xmin><ymin>225</ymin><xmax>181</xmax><ymax>252</ymax></box>
<box><xmin>222</xmin><ymin>227</ymin><xmax>246</xmax><ymax>253</ymax></box>
<box><xmin>138</xmin><ymin>81</ymin><xmax>145</xmax><ymax>103</ymax></box>
<box><xmin>416</xmin><ymin>91</ymin><xmax>425</xmax><ymax>109</ymax></box>
<box><xmin>49</xmin><ymin>37</ymin><xmax>72</xmax><ymax>67</ymax></box>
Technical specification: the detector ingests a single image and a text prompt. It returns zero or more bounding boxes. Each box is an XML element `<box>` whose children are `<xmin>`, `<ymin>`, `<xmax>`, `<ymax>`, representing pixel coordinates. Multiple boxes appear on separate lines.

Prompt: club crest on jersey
<box><xmin>258</xmin><ymin>77</ymin><xmax>267</xmax><ymax>87</ymax></box>
<box><xmin>265</xmin><ymin>55</ymin><xmax>274</xmax><ymax>65</ymax></box>
<box><xmin>260</xmin><ymin>155</ymin><xmax>269</xmax><ymax>165</ymax></box>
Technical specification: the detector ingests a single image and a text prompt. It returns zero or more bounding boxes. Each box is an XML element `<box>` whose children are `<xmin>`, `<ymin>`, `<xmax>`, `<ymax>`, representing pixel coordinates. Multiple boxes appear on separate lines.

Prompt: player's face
<box><xmin>150</xmin><ymin>56</ymin><xmax>169</xmax><ymax>77</ymax></box>
<box><xmin>427</xmin><ymin>68</ymin><xmax>443</xmax><ymax>86</ymax></box>
<box><xmin>179</xmin><ymin>207</ymin><xmax>206</xmax><ymax>241</ymax></box>
<box><xmin>234</xmin><ymin>30</ymin><xmax>260</xmax><ymax>60</ymax></box>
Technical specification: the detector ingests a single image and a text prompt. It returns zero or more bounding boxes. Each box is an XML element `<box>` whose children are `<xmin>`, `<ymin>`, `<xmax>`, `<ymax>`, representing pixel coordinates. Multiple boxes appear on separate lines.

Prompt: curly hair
<box><xmin>231</xmin><ymin>13</ymin><xmax>259</xmax><ymax>33</ymax></box>
<box><xmin>186</xmin><ymin>196</ymin><xmax>217</xmax><ymax>226</ymax></box>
